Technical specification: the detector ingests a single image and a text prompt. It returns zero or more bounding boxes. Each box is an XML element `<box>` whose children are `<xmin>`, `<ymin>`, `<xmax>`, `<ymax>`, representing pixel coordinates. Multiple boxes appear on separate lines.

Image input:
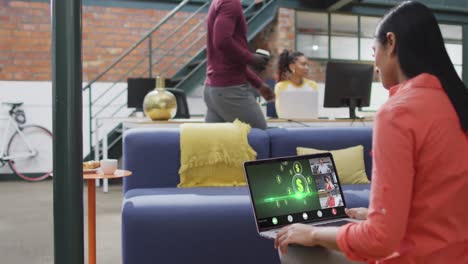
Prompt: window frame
<box><xmin>295</xmin><ymin>11</ymin><xmax>463</xmax><ymax>75</ymax></box>
<box><xmin>294</xmin><ymin>10</ymin><xmax>464</xmax><ymax>112</ymax></box>
<box><xmin>296</xmin><ymin>11</ymin><xmax>382</xmax><ymax>62</ymax></box>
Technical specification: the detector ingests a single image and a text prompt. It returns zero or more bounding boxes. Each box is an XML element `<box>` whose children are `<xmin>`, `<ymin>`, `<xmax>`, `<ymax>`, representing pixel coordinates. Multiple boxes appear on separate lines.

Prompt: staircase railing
<box><xmin>82</xmin><ymin>0</ymin><xmax>205</xmax><ymax>157</ymax></box>
<box><xmin>82</xmin><ymin>0</ymin><xmax>265</xmax><ymax>158</ymax></box>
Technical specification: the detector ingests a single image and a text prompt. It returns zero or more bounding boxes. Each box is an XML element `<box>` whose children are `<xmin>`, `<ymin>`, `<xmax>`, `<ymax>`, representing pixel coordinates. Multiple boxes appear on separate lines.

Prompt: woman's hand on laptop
<box><xmin>275</xmin><ymin>224</ymin><xmax>341</xmax><ymax>254</ymax></box>
<box><xmin>345</xmin><ymin>207</ymin><xmax>368</xmax><ymax>220</ymax></box>
<box><xmin>275</xmin><ymin>223</ymin><xmax>317</xmax><ymax>254</ymax></box>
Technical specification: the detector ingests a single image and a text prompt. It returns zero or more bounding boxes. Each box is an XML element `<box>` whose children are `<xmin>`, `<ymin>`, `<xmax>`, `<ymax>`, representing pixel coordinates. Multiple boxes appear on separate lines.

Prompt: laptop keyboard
<box><xmin>314</xmin><ymin>220</ymin><xmax>351</xmax><ymax>227</ymax></box>
<box><xmin>262</xmin><ymin>220</ymin><xmax>351</xmax><ymax>238</ymax></box>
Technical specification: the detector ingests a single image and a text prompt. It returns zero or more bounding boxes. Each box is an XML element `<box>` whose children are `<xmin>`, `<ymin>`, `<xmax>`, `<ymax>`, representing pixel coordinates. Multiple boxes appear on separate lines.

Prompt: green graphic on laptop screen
<box><xmin>245</xmin><ymin>154</ymin><xmax>346</xmax><ymax>229</ymax></box>
<box><xmin>247</xmin><ymin>159</ymin><xmax>321</xmax><ymax>218</ymax></box>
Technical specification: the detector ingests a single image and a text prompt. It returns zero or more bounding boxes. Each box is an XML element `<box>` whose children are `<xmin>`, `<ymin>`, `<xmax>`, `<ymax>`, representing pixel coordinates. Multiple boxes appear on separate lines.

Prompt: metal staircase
<box><xmin>83</xmin><ymin>0</ymin><xmax>279</xmax><ymax>161</ymax></box>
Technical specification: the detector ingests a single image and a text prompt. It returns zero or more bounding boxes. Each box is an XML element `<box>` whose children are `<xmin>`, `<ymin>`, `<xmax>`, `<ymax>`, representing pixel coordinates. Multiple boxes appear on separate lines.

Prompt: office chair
<box><xmin>166</xmin><ymin>88</ymin><xmax>190</xmax><ymax>118</ymax></box>
<box><xmin>265</xmin><ymin>79</ymin><xmax>278</xmax><ymax>118</ymax></box>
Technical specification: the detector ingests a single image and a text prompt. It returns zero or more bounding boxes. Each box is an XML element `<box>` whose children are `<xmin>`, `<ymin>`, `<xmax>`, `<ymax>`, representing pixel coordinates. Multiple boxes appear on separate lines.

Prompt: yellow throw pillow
<box><xmin>296</xmin><ymin>145</ymin><xmax>370</xmax><ymax>184</ymax></box>
<box><xmin>179</xmin><ymin>164</ymin><xmax>248</xmax><ymax>187</ymax></box>
<box><xmin>178</xmin><ymin>120</ymin><xmax>256</xmax><ymax>187</ymax></box>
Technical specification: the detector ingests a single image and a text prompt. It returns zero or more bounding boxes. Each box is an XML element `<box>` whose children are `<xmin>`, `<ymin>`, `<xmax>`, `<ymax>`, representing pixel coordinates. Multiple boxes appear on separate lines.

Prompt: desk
<box><xmin>121</xmin><ymin>117</ymin><xmax>374</xmax><ymax>129</ymax></box>
<box><xmin>84</xmin><ymin>170</ymin><xmax>132</xmax><ymax>264</ymax></box>
<box><xmin>268</xmin><ymin>117</ymin><xmax>373</xmax><ymax>127</ymax></box>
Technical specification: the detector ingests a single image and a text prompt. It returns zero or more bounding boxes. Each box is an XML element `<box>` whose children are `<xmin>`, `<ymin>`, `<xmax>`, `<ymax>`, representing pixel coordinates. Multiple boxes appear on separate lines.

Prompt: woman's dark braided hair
<box><xmin>277</xmin><ymin>49</ymin><xmax>304</xmax><ymax>82</ymax></box>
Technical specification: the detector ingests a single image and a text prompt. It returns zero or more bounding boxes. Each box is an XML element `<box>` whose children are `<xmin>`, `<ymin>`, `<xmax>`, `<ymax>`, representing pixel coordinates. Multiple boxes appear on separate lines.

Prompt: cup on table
<box><xmin>100</xmin><ymin>159</ymin><xmax>118</xmax><ymax>175</ymax></box>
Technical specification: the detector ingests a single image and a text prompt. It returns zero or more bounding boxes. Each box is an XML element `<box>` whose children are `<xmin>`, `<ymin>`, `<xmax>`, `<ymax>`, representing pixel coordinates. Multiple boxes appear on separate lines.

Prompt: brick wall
<box><xmin>251</xmin><ymin>7</ymin><xmax>327</xmax><ymax>82</ymax></box>
<box><xmin>0</xmin><ymin>1</ymin><xmax>328</xmax><ymax>83</ymax></box>
<box><xmin>0</xmin><ymin>1</ymin><xmax>51</xmax><ymax>80</ymax></box>
<box><xmin>0</xmin><ymin>0</ymin><xmax>205</xmax><ymax>82</ymax></box>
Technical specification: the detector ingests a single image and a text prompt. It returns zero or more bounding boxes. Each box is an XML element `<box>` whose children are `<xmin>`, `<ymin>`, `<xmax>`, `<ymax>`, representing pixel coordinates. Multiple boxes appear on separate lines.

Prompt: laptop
<box><xmin>276</xmin><ymin>90</ymin><xmax>319</xmax><ymax>120</ymax></box>
<box><xmin>244</xmin><ymin>152</ymin><xmax>360</xmax><ymax>239</ymax></box>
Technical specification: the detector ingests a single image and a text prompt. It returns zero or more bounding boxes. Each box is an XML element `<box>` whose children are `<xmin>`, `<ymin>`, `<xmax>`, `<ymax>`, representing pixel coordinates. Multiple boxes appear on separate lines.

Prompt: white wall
<box><xmin>0</xmin><ymin>81</ymin><xmax>133</xmax><ymax>173</ymax></box>
<box><xmin>0</xmin><ymin>81</ymin><xmax>53</xmax><ymax>174</ymax></box>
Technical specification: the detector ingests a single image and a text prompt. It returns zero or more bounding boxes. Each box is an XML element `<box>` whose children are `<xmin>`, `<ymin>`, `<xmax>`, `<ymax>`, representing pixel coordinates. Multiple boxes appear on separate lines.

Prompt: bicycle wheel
<box><xmin>7</xmin><ymin>125</ymin><xmax>53</xmax><ymax>181</ymax></box>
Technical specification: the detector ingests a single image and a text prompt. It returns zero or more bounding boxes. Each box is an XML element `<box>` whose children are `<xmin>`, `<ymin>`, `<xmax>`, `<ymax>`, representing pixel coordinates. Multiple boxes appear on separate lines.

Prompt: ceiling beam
<box><xmin>328</xmin><ymin>0</ymin><xmax>355</xmax><ymax>11</ymax></box>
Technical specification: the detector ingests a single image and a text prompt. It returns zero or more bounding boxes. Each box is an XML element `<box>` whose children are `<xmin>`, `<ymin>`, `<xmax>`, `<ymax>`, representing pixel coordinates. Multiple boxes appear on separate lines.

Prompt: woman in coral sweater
<box><xmin>275</xmin><ymin>1</ymin><xmax>468</xmax><ymax>263</ymax></box>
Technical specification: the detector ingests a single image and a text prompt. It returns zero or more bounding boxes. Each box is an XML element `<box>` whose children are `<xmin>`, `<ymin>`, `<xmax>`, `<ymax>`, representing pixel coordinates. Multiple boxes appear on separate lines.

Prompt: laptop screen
<box><xmin>276</xmin><ymin>90</ymin><xmax>319</xmax><ymax>120</ymax></box>
<box><xmin>244</xmin><ymin>153</ymin><xmax>347</xmax><ymax>231</ymax></box>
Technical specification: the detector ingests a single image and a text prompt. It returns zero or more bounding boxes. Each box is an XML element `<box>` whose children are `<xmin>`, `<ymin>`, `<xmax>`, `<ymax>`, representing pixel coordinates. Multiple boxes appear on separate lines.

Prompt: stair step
<box><xmin>168</xmin><ymin>77</ymin><xmax>184</xmax><ymax>87</ymax></box>
<box><xmin>187</xmin><ymin>60</ymin><xmax>204</xmax><ymax>69</ymax></box>
<box><xmin>241</xmin><ymin>0</ymin><xmax>254</xmax><ymax>7</ymax></box>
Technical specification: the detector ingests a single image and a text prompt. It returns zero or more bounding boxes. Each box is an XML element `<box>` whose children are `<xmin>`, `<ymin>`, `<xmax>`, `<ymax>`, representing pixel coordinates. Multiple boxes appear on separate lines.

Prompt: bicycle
<box><xmin>0</xmin><ymin>102</ymin><xmax>53</xmax><ymax>181</ymax></box>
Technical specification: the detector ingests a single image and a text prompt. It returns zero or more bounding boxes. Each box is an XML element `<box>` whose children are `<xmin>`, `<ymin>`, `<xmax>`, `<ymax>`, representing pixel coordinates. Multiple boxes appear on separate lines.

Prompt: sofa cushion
<box><xmin>123</xmin><ymin>128</ymin><xmax>270</xmax><ymax>192</ymax></box>
<box><xmin>122</xmin><ymin>187</ymin><xmax>280</xmax><ymax>264</ymax></box>
<box><xmin>297</xmin><ymin>145</ymin><xmax>370</xmax><ymax>184</ymax></box>
<box><xmin>342</xmin><ymin>184</ymin><xmax>371</xmax><ymax>208</ymax></box>
<box><xmin>267</xmin><ymin>127</ymin><xmax>373</xmax><ymax>180</ymax></box>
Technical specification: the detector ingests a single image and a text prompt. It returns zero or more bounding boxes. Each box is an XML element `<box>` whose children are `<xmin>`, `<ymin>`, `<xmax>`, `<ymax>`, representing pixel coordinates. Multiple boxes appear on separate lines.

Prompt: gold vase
<box><xmin>143</xmin><ymin>77</ymin><xmax>177</xmax><ymax>120</ymax></box>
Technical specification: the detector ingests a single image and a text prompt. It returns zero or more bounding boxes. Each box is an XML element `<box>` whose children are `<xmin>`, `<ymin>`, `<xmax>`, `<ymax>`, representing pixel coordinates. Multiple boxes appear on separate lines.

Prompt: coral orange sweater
<box><xmin>337</xmin><ymin>73</ymin><xmax>468</xmax><ymax>263</ymax></box>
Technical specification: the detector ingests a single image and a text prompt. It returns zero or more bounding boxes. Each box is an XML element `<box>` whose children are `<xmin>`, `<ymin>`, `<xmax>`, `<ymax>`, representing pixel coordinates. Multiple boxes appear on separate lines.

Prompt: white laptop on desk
<box><xmin>276</xmin><ymin>90</ymin><xmax>319</xmax><ymax>119</ymax></box>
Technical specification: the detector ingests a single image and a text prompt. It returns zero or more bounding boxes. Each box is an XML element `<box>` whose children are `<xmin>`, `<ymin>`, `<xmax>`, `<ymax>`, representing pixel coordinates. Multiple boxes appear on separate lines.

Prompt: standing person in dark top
<box><xmin>203</xmin><ymin>0</ymin><xmax>275</xmax><ymax>129</ymax></box>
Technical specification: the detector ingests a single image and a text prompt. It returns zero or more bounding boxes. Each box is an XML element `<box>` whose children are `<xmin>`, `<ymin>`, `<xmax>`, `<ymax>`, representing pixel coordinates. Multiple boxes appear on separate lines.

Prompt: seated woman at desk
<box><xmin>274</xmin><ymin>49</ymin><xmax>319</xmax><ymax>119</ymax></box>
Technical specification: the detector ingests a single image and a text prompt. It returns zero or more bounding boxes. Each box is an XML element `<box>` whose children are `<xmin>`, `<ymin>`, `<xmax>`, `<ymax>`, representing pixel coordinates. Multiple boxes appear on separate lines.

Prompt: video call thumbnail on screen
<box><xmin>246</xmin><ymin>156</ymin><xmax>344</xmax><ymax>220</ymax></box>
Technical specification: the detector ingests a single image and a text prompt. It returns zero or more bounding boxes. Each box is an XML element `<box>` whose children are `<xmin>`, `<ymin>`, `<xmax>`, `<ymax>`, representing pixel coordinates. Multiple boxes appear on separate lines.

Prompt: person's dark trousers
<box><xmin>203</xmin><ymin>83</ymin><xmax>267</xmax><ymax>130</ymax></box>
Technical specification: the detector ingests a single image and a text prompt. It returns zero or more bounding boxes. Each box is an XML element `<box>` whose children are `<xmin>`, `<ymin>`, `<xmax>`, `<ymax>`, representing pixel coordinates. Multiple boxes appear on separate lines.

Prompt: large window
<box><xmin>331</xmin><ymin>14</ymin><xmax>358</xmax><ymax>60</ymax></box>
<box><xmin>440</xmin><ymin>24</ymin><xmax>463</xmax><ymax>78</ymax></box>
<box><xmin>360</xmin><ymin>17</ymin><xmax>380</xmax><ymax>61</ymax></box>
<box><xmin>296</xmin><ymin>12</ymin><xmax>328</xmax><ymax>58</ymax></box>
<box><xmin>297</xmin><ymin>12</ymin><xmax>380</xmax><ymax>61</ymax></box>
<box><xmin>296</xmin><ymin>11</ymin><xmax>464</xmax><ymax>112</ymax></box>
<box><xmin>296</xmin><ymin>12</ymin><xmax>463</xmax><ymax>70</ymax></box>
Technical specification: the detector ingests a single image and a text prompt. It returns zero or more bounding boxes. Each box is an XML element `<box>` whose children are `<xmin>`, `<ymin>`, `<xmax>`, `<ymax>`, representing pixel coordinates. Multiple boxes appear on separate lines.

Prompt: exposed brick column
<box><xmin>251</xmin><ymin>7</ymin><xmax>327</xmax><ymax>82</ymax></box>
<box><xmin>251</xmin><ymin>7</ymin><xmax>296</xmax><ymax>80</ymax></box>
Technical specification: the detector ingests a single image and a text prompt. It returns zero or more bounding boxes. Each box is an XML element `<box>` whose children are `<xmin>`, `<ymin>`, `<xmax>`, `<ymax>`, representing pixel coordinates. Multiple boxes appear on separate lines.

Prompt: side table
<box><xmin>84</xmin><ymin>169</ymin><xmax>132</xmax><ymax>264</ymax></box>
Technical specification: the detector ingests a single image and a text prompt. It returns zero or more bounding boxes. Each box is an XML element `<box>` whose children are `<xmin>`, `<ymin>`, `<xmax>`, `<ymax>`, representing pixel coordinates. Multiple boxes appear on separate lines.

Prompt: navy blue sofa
<box><xmin>122</xmin><ymin>127</ymin><xmax>373</xmax><ymax>264</ymax></box>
